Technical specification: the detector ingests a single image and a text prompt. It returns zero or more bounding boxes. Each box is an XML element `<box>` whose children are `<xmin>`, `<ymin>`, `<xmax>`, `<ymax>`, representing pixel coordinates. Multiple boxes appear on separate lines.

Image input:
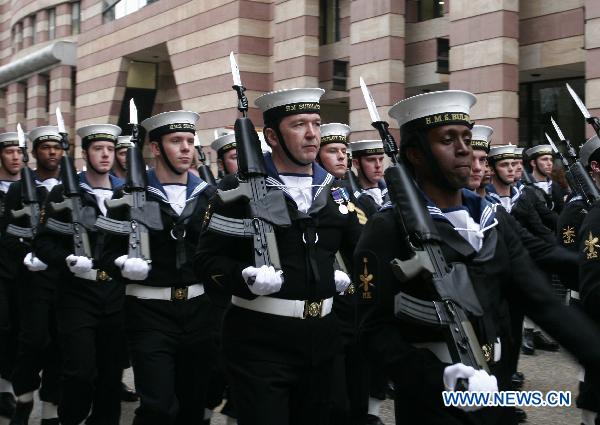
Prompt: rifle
<box><xmin>194</xmin><ymin>134</ymin><xmax>217</xmax><ymax>185</ymax></box>
<box><xmin>345</xmin><ymin>152</ymin><xmax>362</xmax><ymax>199</ymax></box>
<box><xmin>43</xmin><ymin>108</ymin><xmax>95</xmax><ymax>258</ymax></box>
<box><xmin>566</xmin><ymin>83</ymin><xmax>600</xmax><ymax>138</ymax></box>
<box><xmin>359</xmin><ymin>77</ymin><xmax>489</xmax><ymax>375</ymax></box>
<box><xmin>548</xmin><ymin>118</ymin><xmax>600</xmax><ymax>207</ymax></box>
<box><xmin>6</xmin><ymin>124</ymin><xmax>41</xmax><ymax>241</ymax></box>
<box><xmin>94</xmin><ymin>99</ymin><xmax>163</xmax><ymax>263</ymax></box>
<box><xmin>206</xmin><ymin>52</ymin><xmax>290</xmax><ymax>269</ymax></box>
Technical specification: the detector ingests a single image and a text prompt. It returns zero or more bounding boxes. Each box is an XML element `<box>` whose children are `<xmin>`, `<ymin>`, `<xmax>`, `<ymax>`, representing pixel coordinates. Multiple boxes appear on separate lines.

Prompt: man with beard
<box><xmin>0</xmin><ymin>132</ymin><xmax>22</xmax><ymax>419</ymax></box>
<box><xmin>211</xmin><ymin>131</ymin><xmax>238</xmax><ymax>177</ymax></box>
<box><xmin>485</xmin><ymin>145</ymin><xmax>520</xmax><ymax>213</ymax></box>
<box><xmin>349</xmin><ymin>140</ymin><xmax>388</xmax><ymax>217</ymax></box>
<box><xmin>4</xmin><ymin>126</ymin><xmax>63</xmax><ymax>425</ymax></box>
<box><xmin>35</xmin><ymin>124</ymin><xmax>125</xmax><ymax>425</ymax></box>
<box><xmin>354</xmin><ymin>89</ymin><xmax>600</xmax><ymax>425</ymax></box>
<box><xmin>195</xmin><ymin>88</ymin><xmax>362</xmax><ymax>425</ymax></box>
<box><xmin>99</xmin><ymin>111</ymin><xmax>217</xmax><ymax>425</ymax></box>
<box><xmin>111</xmin><ymin>135</ymin><xmax>134</xmax><ymax>180</ymax></box>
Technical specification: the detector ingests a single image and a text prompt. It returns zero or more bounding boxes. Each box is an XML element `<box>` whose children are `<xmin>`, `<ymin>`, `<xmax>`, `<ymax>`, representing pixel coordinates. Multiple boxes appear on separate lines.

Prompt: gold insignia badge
<box><xmin>359</xmin><ymin>257</ymin><xmax>374</xmax><ymax>299</ymax></box>
<box><xmin>355</xmin><ymin>207</ymin><xmax>368</xmax><ymax>225</ymax></box>
<box><xmin>347</xmin><ymin>202</ymin><xmax>356</xmax><ymax>212</ymax></box>
<box><xmin>562</xmin><ymin>226</ymin><xmax>575</xmax><ymax>245</ymax></box>
<box><xmin>584</xmin><ymin>231</ymin><xmax>600</xmax><ymax>260</ymax></box>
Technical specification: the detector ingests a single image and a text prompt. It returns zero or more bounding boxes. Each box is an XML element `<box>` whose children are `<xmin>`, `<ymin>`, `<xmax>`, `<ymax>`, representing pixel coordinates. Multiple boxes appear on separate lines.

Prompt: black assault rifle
<box><xmin>359</xmin><ymin>77</ymin><xmax>489</xmax><ymax>376</ymax></box>
<box><xmin>548</xmin><ymin>118</ymin><xmax>600</xmax><ymax>207</ymax></box>
<box><xmin>94</xmin><ymin>99</ymin><xmax>163</xmax><ymax>263</ymax></box>
<box><xmin>7</xmin><ymin>124</ymin><xmax>41</xmax><ymax>241</ymax></box>
<box><xmin>43</xmin><ymin>108</ymin><xmax>95</xmax><ymax>258</ymax></box>
<box><xmin>206</xmin><ymin>52</ymin><xmax>290</xmax><ymax>270</ymax></box>
<box><xmin>194</xmin><ymin>134</ymin><xmax>217</xmax><ymax>186</ymax></box>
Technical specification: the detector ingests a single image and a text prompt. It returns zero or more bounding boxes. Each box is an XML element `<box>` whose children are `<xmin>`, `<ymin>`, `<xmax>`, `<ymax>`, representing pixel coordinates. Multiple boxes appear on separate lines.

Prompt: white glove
<box><xmin>242</xmin><ymin>265</ymin><xmax>283</xmax><ymax>296</ymax></box>
<box><xmin>66</xmin><ymin>255</ymin><xmax>93</xmax><ymax>275</ymax></box>
<box><xmin>115</xmin><ymin>255</ymin><xmax>150</xmax><ymax>281</ymax></box>
<box><xmin>443</xmin><ymin>363</ymin><xmax>498</xmax><ymax>412</ymax></box>
<box><xmin>334</xmin><ymin>270</ymin><xmax>351</xmax><ymax>293</ymax></box>
<box><xmin>23</xmin><ymin>252</ymin><xmax>48</xmax><ymax>272</ymax></box>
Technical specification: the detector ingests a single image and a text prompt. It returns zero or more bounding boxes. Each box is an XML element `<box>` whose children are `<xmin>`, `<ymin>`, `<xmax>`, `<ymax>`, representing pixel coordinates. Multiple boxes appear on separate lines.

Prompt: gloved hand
<box><xmin>443</xmin><ymin>363</ymin><xmax>498</xmax><ymax>412</ymax></box>
<box><xmin>115</xmin><ymin>255</ymin><xmax>150</xmax><ymax>281</ymax></box>
<box><xmin>334</xmin><ymin>270</ymin><xmax>351</xmax><ymax>293</ymax></box>
<box><xmin>66</xmin><ymin>255</ymin><xmax>93</xmax><ymax>274</ymax></box>
<box><xmin>242</xmin><ymin>265</ymin><xmax>283</xmax><ymax>296</ymax></box>
<box><xmin>23</xmin><ymin>252</ymin><xmax>48</xmax><ymax>272</ymax></box>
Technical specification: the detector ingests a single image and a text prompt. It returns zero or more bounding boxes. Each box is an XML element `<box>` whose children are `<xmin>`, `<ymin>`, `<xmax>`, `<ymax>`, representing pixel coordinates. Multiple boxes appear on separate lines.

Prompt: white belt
<box><xmin>74</xmin><ymin>269</ymin><xmax>111</xmax><ymax>282</ymax></box>
<box><xmin>571</xmin><ymin>290</ymin><xmax>580</xmax><ymax>300</ymax></box>
<box><xmin>231</xmin><ymin>295</ymin><xmax>333</xmax><ymax>319</ymax></box>
<box><xmin>413</xmin><ymin>338</ymin><xmax>501</xmax><ymax>364</ymax></box>
<box><xmin>126</xmin><ymin>283</ymin><xmax>204</xmax><ymax>301</ymax></box>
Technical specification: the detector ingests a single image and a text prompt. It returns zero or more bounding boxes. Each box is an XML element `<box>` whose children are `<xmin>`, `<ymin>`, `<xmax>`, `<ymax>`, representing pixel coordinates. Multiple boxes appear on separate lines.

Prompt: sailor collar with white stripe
<box><xmin>485</xmin><ymin>183</ymin><xmax>520</xmax><ymax>205</ymax></box>
<box><xmin>263</xmin><ymin>152</ymin><xmax>333</xmax><ymax>203</ymax></box>
<box><xmin>358</xmin><ymin>179</ymin><xmax>387</xmax><ymax>198</ymax></box>
<box><xmin>78</xmin><ymin>172</ymin><xmax>123</xmax><ymax>196</ymax></box>
<box><xmin>381</xmin><ymin>188</ymin><xmax>497</xmax><ymax>230</ymax></box>
<box><xmin>145</xmin><ymin>168</ymin><xmax>209</xmax><ymax>204</ymax></box>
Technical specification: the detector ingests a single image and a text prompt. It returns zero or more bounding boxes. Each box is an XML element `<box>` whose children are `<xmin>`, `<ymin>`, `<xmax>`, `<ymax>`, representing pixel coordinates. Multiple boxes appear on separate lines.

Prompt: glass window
<box><xmin>519</xmin><ymin>78</ymin><xmax>585</xmax><ymax>149</ymax></box>
<box><xmin>103</xmin><ymin>0</ymin><xmax>157</xmax><ymax>22</ymax></box>
<box><xmin>48</xmin><ymin>8</ymin><xmax>56</xmax><ymax>40</ymax></box>
<box><xmin>332</xmin><ymin>60</ymin><xmax>348</xmax><ymax>91</ymax></box>
<box><xmin>418</xmin><ymin>0</ymin><xmax>444</xmax><ymax>22</ymax></box>
<box><xmin>437</xmin><ymin>38</ymin><xmax>449</xmax><ymax>74</ymax></box>
<box><xmin>71</xmin><ymin>2</ymin><xmax>81</xmax><ymax>35</ymax></box>
<box><xmin>319</xmin><ymin>0</ymin><xmax>340</xmax><ymax>45</ymax></box>
<box><xmin>31</xmin><ymin>15</ymin><xmax>37</xmax><ymax>44</ymax></box>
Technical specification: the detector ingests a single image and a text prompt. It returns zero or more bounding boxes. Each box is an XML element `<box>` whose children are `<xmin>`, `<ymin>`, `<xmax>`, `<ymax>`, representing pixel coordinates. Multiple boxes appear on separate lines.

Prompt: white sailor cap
<box><xmin>77</xmin><ymin>124</ymin><xmax>121</xmax><ymax>149</ymax></box>
<box><xmin>389</xmin><ymin>90</ymin><xmax>476</xmax><ymax>131</ymax></box>
<box><xmin>349</xmin><ymin>140</ymin><xmax>384</xmax><ymax>157</ymax></box>
<box><xmin>211</xmin><ymin>133</ymin><xmax>236</xmax><ymax>157</ymax></box>
<box><xmin>470</xmin><ymin>125</ymin><xmax>493</xmax><ymax>153</ymax></box>
<box><xmin>0</xmin><ymin>132</ymin><xmax>20</xmax><ymax>148</ymax></box>
<box><xmin>28</xmin><ymin>126</ymin><xmax>61</xmax><ymax>147</ymax></box>
<box><xmin>116</xmin><ymin>135</ymin><xmax>135</xmax><ymax>150</ymax></box>
<box><xmin>255</xmin><ymin>88</ymin><xmax>325</xmax><ymax>126</ymax></box>
<box><xmin>320</xmin><ymin>123</ymin><xmax>351</xmax><ymax>146</ymax></box>
<box><xmin>141</xmin><ymin>111</ymin><xmax>199</xmax><ymax>141</ymax></box>
<box><xmin>525</xmin><ymin>144</ymin><xmax>553</xmax><ymax>160</ymax></box>
<box><xmin>514</xmin><ymin>147</ymin><xmax>524</xmax><ymax>157</ymax></box>
<box><xmin>580</xmin><ymin>135</ymin><xmax>600</xmax><ymax>168</ymax></box>
<box><xmin>488</xmin><ymin>145</ymin><xmax>516</xmax><ymax>162</ymax></box>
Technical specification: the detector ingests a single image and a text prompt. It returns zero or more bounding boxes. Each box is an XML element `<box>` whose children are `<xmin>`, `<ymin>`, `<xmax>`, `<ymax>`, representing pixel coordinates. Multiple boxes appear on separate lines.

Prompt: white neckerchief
<box><xmin>364</xmin><ymin>187</ymin><xmax>383</xmax><ymax>207</ymax></box>
<box><xmin>0</xmin><ymin>180</ymin><xmax>14</xmax><ymax>193</ymax></box>
<box><xmin>38</xmin><ymin>178</ymin><xmax>59</xmax><ymax>193</ymax></box>
<box><xmin>444</xmin><ymin>209</ymin><xmax>497</xmax><ymax>252</ymax></box>
<box><xmin>499</xmin><ymin>196</ymin><xmax>513</xmax><ymax>213</ymax></box>
<box><xmin>534</xmin><ymin>180</ymin><xmax>552</xmax><ymax>195</ymax></box>
<box><xmin>163</xmin><ymin>184</ymin><xmax>187</xmax><ymax>215</ymax></box>
<box><xmin>278</xmin><ymin>175</ymin><xmax>313</xmax><ymax>213</ymax></box>
<box><xmin>91</xmin><ymin>188</ymin><xmax>113</xmax><ymax>216</ymax></box>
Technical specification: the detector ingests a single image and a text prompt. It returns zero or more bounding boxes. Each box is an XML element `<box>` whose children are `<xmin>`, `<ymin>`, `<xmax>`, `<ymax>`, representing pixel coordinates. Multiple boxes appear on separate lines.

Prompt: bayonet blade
<box><xmin>230</xmin><ymin>52</ymin><xmax>242</xmax><ymax>87</ymax></box>
<box><xmin>566</xmin><ymin>83</ymin><xmax>591</xmax><ymax>119</ymax></box>
<box><xmin>129</xmin><ymin>98</ymin><xmax>138</xmax><ymax>125</ymax></box>
<box><xmin>17</xmin><ymin>123</ymin><xmax>26</xmax><ymax>148</ymax></box>
<box><xmin>194</xmin><ymin>133</ymin><xmax>200</xmax><ymax>148</ymax></box>
<box><xmin>359</xmin><ymin>77</ymin><xmax>381</xmax><ymax>123</ymax></box>
<box><xmin>545</xmin><ymin>133</ymin><xmax>559</xmax><ymax>153</ymax></box>
<box><xmin>56</xmin><ymin>107</ymin><xmax>66</xmax><ymax>133</ymax></box>
<box><xmin>550</xmin><ymin>116</ymin><xmax>566</xmax><ymax>141</ymax></box>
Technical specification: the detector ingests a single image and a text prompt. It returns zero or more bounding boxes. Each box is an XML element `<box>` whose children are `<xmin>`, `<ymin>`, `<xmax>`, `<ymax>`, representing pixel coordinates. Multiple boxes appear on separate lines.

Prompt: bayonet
<box><xmin>360</xmin><ymin>77</ymin><xmax>381</xmax><ymax>123</ymax></box>
<box><xmin>230</xmin><ymin>52</ymin><xmax>248</xmax><ymax>115</ymax></box>
<box><xmin>566</xmin><ymin>83</ymin><xmax>600</xmax><ymax>137</ymax></box>
<box><xmin>359</xmin><ymin>77</ymin><xmax>398</xmax><ymax>162</ymax></box>
<box><xmin>551</xmin><ymin>116</ymin><xmax>566</xmax><ymax>141</ymax></box>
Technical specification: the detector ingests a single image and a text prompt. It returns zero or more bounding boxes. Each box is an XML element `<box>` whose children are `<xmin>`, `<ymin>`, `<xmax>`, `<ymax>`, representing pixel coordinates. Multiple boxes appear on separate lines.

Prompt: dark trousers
<box><xmin>0</xmin><ymin>277</ymin><xmax>18</xmax><ymax>381</ymax></box>
<box><xmin>226</xmin><ymin>356</ymin><xmax>335</xmax><ymax>425</ymax></box>
<box><xmin>57</xmin><ymin>306</ymin><xmax>124</xmax><ymax>425</ymax></box>
<box><xmin>11</xmin><ymin>274</ymin><xmax>60</xmax><ymax>403</ymax></box>
<box><xmin>126</xmin><ymin>295</ymin><xmax>215</xmax><ymax>425</ymax></box>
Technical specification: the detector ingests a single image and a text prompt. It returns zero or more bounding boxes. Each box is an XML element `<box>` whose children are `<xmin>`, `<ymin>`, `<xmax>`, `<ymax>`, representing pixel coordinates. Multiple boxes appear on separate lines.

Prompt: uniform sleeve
<box><xmin>511</xmin><ymin>189</ymin><xmax>557</xmax><ymax>244</ymax></box>
<box><xmin>500</xmin><ymin>215</ymin><xmax>600</xmax><ymax>370</ymax></box>
<box><xmin>97</xmin><ymin>189</ymin><xmax>129</xmax><ymax>279</ymax></box>
<box><xmin>2</xmin><ymin>182</ymin><xmax>29</xmax><ymax>261</ymax></box>
<box><xmin>34</xmin><ymin>185</ymin><xmax>71</xmax><ymax>269</ymax></box>
<box><xmin>578</xmin><ymin>206</ymin><xmax>600</xmax><ymax>323</ymax></box>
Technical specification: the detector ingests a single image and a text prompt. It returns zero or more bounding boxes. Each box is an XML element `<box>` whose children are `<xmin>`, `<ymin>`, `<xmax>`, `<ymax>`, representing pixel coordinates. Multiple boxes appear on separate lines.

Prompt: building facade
<box><xmin>0</xmin><ymin>0</ymin><xmax>597</xmax><ymax>165</ymax></box>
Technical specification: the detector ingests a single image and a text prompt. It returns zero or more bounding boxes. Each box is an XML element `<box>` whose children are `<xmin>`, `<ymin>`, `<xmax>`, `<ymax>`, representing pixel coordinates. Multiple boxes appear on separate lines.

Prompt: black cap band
<box><xmin>471</xmin><ymin>139</ymin><xmax>490</xmax><ymax>153</ymax></box>
<box><xmin>148</xmin><ymin>123</ymin><xmax>195</xmax><ymax>141</ymax></box>
<box><xmin>82</xmin><ymin>133</ymin><xmax>118</xmax><ymax>149</ymax></box>
<box><xmin>320</xmin><ymin>135</ymin><xmax>348</xmax><ymax>146</ymax></box>
<box><xmin>263</xmin><ymin>102</ymin><xmax>321</xmax><ymax>126</ymax></box>
<box><xmin>353</xmin><ymin>147</ymin><xmax>385</xmax><ymax>157</ymax></box>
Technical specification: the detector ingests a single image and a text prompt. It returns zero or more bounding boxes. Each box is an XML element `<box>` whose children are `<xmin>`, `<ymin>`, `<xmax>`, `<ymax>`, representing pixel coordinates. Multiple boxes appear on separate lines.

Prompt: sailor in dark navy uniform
<box><xmin>348</xmin><ymin>140</ymin><xmax>388</xmax><ymax>218</ymax></box>
<box><xmin>35</xmin><ymin>124</ymin><xmax>125</xmax><ymax>425</ymax></box>
<box><xmin>111</xmin><ymin>135</ymin><xmax>134</xmax><ymax>181</ymax></box>
<box><xmin>485</xmin><ymin>145</ymin><xmax>520</xmax><ymax>213</ymax></box>
<box><xmin>211</xmin><ymin>131</ymin><xmax>238</xmax><ymax>178</ymax></box>
<box><xmin>355</xmin><ymin>89</ymin><xmax>600</xmax><ymax>425</ymax></box>
<box><xmin>0</xmin><ymin>131</ymin><xmax>22</xmax><ymax>419</ymax></box>
<box><xmin>526</xmin><ymin>144</ymin><xmax>565</xmax><ymax>213</ymax></box>
<box><xmin>467</xmin><ymin>125</ymin><xmax>493</xmax><ymax>200</ymax></box>
<box><xmin>98</xmin><ymin>111</ymin><xmax>217</xmax><ymax>425</ymax></box>
<box><xmin>195</xmin><ymin>87</ymin><xmax>362</xmax><ymax>425</ymax></box>
<box><xmin>4</xmin><ymin>126</ymin><xmax>63</xmax><ymax>425</ymax></box>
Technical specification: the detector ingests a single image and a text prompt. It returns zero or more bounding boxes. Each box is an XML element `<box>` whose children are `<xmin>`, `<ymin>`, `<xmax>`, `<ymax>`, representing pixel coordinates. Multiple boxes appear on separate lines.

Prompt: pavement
<box><xmin>0</xmin><ymin>348</ymin><xmax>584</xmax><ymax>425</ymax></box>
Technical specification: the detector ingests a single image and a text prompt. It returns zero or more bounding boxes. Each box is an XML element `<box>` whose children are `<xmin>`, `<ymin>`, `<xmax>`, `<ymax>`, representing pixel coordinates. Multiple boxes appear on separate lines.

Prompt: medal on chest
<box><xmin>331</xmin><ymin>187</ymin><xmax>350</xmax><ymax>214</ymax></box>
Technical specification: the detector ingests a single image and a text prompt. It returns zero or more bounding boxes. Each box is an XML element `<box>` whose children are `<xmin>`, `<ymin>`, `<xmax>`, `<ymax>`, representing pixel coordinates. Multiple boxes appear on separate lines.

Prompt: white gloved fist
<box><xmin>115</xmin><ymin>255</ymin><xmax>150</xmax><ymax>281</ymax></box>
<box><xmin>443</xmin><ymin>363</ymin><xmax>498</xmax><ymax>412</ymax></box>
<box><xmin>66</xmin><ymin>255</ymin><xmax>93</xmax><ymax>275</ymax></box>
<box><xmin>23</xmin><ymin>252</ymin><xmax>48</xmax><ymax>272</ymax></box>
<box><xmin>334</xmin><ymin>270</ymin><xmax>351</xmax><ymax>293</ymax></box>
<box><xmin>242</xmin><ymin>265</ymin><xmax>283</xmax><ymax>296</ymax></box>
